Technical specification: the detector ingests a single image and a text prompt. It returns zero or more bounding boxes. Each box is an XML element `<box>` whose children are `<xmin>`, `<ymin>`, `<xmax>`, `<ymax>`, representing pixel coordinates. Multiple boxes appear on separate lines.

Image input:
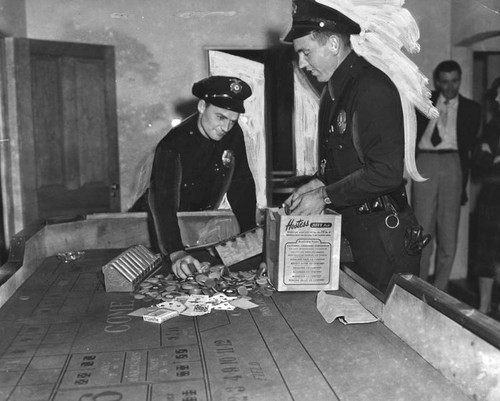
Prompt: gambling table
<box><xmin>0</xmin><ymin>213</ymin><xmax>499</xmax><ymax>401</ymax></box>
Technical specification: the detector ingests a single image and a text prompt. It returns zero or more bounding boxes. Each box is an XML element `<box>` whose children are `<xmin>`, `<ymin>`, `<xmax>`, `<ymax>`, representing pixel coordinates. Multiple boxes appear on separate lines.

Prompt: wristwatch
<box><xmin>322</xmin><ymin>186</ymin><xmax>332</xmax><ymax>205</ymax></box>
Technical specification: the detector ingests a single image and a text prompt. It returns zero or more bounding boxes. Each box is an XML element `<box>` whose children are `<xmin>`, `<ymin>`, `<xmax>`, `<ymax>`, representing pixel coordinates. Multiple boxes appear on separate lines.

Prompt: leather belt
<box><xmin>339</xmin><ymin>186</ymin><xmax>408</xmax><ymax>217</ymax></box>
<box><xmin>418</xmin><ymin>149</ymin><xmax>458</xmax><ymax>154</ymax></box>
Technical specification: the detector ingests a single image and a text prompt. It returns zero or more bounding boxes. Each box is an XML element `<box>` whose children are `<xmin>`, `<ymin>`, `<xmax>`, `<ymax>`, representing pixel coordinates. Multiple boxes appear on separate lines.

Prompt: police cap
<box><xmin>283</xmin><ymin>0</ymin><xmax>361</xmax><ymax>43</ymax></box>
<box><xmin>192</xmin><ymin>75</ymin><xmax>252</xmax><ymax>113</ymax></box>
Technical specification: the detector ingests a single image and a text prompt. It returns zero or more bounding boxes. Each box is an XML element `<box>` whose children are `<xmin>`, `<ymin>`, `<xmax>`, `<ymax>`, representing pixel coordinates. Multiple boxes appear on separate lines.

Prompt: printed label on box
<box><xmin>265</xmin><ymin>208</ymin><xmax>341</xmax><ymax>292</ymax></box>
<box><xmin>284</xmin><ymin>239</ymin><xmax>332</xmax><ymax>285</ymax></box>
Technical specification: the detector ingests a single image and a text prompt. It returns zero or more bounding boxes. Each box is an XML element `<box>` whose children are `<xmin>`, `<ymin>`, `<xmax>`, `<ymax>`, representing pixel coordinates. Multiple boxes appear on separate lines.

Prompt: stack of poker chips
<box><xmin>102</xmin><ymin>245</ymin><xmax>162</xmax><ymax>292</ymax></box>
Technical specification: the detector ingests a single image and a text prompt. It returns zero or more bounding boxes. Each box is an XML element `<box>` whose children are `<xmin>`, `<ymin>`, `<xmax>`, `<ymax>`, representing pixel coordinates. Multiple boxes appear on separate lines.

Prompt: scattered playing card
<box><xmin>128</xmin><ymin>306</ymin><xmax>158</xmax><ymax>317</ymax></box>
<box><xmin>229</xmin><ymin>298</ymin><xmax>259</xmax><ymax>310</ymax></box>
<box><xmin>182</xmin><ymin>303</ymin><xmax>213</xmax><ymax>316</ymax></box>
<box><xmin>213</xmin><ymin>302</ymin><xmax>235</xmax><ymax>311</ymax></box>
<box><xmin>188</xmin><ymin>294</ymin><xmax>210</xmax><ymax>302</ymax></box>
<box><xmin>156</xmin><ymin>300</ymin><xmax>187</xmax><ymax>313</ymax></box>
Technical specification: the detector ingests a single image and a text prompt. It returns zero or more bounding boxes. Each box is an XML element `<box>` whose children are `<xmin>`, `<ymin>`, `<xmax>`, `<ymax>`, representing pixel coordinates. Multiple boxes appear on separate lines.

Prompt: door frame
<box><xmin>0</xmin><ymin>38</ymin><xmax>119</xmax><ymax>246</ymax></box>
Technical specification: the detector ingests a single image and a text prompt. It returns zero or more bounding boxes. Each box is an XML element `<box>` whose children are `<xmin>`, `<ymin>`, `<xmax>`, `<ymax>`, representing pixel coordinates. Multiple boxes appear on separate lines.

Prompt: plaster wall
<box><xmin>0</xmin><ymin>0</ymin><xmax>26</xmax><ymax>37</ymax></box>
<box><xmin>406</xmin><ymin>0</ymin><xmax>452</xmax><ymax>89</ymax></box>
<box><xmin>22</xmin><ymin>0</ymin><xmax>463</xmax><ymax>211</ymax></box>
<box><xmin>452</xmin><ymin>0</ymin><xmax>500</xmax><ymax>45</ymax></box>
<box><xmin>19</xmin><ymin>0</ymin><xmax>456</xmax><ymax>208</ymax></box>
<box><xmin>24</xmin><ymin>0</ymin><xmax>289</xmax><ymax>210</ymax></box>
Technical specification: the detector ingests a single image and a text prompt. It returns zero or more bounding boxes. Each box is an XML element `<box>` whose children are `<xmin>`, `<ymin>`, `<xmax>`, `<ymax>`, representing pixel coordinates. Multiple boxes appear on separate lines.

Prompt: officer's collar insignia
<box><xmin>229</xmin><ymin>79</ymin><xmax>242</xmax><ymax>94</ymax></box>
<box><xmin>336</xmin><ymin>110</ymin><xmax>347</xmax><ymax>134</ymax></box>
<box><xmin>222</xmin><ymin>149</ymin><xmax>234</xmax><ymax>167</ymax></box>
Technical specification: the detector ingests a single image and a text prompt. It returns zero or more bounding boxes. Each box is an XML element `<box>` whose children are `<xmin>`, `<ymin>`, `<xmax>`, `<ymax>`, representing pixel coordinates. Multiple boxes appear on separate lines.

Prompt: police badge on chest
<box><xmin>328</xmin><ymin>109</ymin><xmax>348</xmax><ymax>137</ymax></box>
<box><xmin>221</xmin><ymin>149</ymin><xmax>234</xmax><ymax>167</ymax></box>
<box><xmin>336</xmin><ymin>110</ymin><xmax>347</xmax><ymax>135</ymax></box>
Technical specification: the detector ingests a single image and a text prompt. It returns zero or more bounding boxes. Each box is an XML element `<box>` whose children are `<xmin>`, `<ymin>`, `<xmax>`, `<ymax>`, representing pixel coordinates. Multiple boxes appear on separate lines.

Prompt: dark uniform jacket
<box><xmin>317</xmin><ymin>51</ymin><xmax>421</xmax><ymax>293</ymax></box>
<box><xmin>416</xmin><ymin>92</ymin><xmax>481</xmax><ymax>204</ymax></box>
<box><xmin>149</xmin><ymin>113</ymin><xmax>256</xmax><ymax>257</ymax></box>
<box><xmin>320</xmin><ymin>51</ymin><xmax>405</xmax><ymax>207</ymax></box>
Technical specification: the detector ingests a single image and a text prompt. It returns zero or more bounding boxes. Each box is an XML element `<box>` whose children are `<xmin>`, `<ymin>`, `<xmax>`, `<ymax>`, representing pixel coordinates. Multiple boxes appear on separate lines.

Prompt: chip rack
<box><xmin>102</xmin><ymin>245</ymin><xmax>162</xmax><ymax>292</ymax></box>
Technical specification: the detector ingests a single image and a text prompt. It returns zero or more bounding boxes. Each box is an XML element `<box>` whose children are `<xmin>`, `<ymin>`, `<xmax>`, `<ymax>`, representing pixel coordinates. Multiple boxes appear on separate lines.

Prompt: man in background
<box><xmin>413</xmin><ymin>60</ymin><xmax>481</xmax><ymax>291</ymax></box>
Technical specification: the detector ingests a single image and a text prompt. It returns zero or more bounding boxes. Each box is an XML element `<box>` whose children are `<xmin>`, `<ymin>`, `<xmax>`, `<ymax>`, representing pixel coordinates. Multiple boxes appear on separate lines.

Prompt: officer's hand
<box><xmin>283</xmin><ymin>179</ymin><xmax>324</xmax><ymax>213</ymax></box>
<box><xmin>288</xmin><ymin>187</ymin><xmax>325</xmax><ymax>216</ymax></box>
<box><xmin>170</xmin><ymin>250</ymin><xmax>202</xmax><ymax>279</ymax></box>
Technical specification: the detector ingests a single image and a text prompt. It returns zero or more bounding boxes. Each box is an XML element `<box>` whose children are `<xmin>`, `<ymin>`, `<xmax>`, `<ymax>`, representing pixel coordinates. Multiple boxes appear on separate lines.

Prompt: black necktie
<box><xmin>431</xmin><ymin>126</ymin><xmax>442</xmax><ymax>147</ymax></box>
<box><xmin>431</xmin><ymin>100</ymin><xmax>449</xmax><ymax>147</ymax></box>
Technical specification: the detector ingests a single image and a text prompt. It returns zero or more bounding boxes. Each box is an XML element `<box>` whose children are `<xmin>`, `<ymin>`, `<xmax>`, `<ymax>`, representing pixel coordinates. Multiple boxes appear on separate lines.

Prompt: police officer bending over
<box><xmin>149</xmin><ymin>76</ymin><xmax>256</xmax><ymax>279</ymax></box>
<box><xmin>282</xmin><ymin>0</ymin><xmax>430</xmax><ymax>292</ymax></box>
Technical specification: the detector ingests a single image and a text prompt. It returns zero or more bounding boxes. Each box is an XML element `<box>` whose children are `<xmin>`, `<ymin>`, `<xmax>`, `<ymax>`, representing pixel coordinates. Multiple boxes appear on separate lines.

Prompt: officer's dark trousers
<box><xmin>342</xmin><ymin>207</ymin><xmax>421</xmax><ymax>293</ymax></box>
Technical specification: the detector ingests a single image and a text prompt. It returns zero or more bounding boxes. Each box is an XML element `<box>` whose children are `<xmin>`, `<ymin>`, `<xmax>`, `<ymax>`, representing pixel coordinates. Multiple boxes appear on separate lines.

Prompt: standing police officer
<box><xmin>149</xmin><ymin>76</ymin><xmax>256</xmax><ymax>279</ymax></box>
<box><xmin>283</xmin><ymin>0</ymin><xmax>430</xmax><ymax>292</ymax></box>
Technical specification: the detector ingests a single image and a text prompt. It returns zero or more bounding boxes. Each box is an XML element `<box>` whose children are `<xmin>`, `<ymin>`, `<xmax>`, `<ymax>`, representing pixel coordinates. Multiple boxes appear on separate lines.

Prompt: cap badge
<box><xmin>336</xmin><ymin>110</ymin><xmax>347</xmax><ymax>134</ymax></box>
<box><xmin>229</xmin><ymin>79</ymin><xmax>242</xmax><ymax>94</ymax></box>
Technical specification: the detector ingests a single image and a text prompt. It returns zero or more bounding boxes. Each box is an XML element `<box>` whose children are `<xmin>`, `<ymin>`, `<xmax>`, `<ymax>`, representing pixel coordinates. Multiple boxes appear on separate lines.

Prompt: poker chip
<box><xmin>237</xmin><ymin>285</ymin><xmax>248</xmax><ymax>296</ymax></box>
<box><xmin>256</xmin><ymin>277</ymin><xmax>269</xmax><ymax>287</ymax></box>
<box><xmin>195</xmin><ymin>274</ymin><xmax>209</xmax><ymax>284</ymax></box>
<box><xmin>131</xmin><ymin>263</ymin><xmax>273</xmax><ymax>302</ymax></box>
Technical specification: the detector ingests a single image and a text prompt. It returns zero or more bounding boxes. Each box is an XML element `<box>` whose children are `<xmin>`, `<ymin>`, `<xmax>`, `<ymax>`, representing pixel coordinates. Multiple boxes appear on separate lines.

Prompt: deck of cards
<box><xmin>143</xmin><ymin>308</ymin><xmax>180</xmax><ymax>323</ymax></box>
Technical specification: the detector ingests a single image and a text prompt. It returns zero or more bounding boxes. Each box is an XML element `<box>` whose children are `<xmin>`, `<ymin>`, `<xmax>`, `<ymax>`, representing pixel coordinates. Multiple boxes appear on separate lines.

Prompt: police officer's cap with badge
<box><xmin>192</xmin><ymin>76</ymin><xmax>252</xmax><ymax>113</ymax></box>
<box><xmin>282</xmin><ymin>0</ymin><xmax>360</xmax><ymax>43</ymax></box>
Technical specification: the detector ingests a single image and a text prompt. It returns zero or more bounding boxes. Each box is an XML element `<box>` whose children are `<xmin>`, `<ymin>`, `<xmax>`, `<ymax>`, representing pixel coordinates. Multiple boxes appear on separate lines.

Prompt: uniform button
<box><xmin>338</xmin><ymin>145</ymin><xmax>343</xmax><ymax>149</ymax></box>
<box><xmin>183</xmin><ymin>183</ymin><xmax>188</xmax><ymax>188</ymax></box>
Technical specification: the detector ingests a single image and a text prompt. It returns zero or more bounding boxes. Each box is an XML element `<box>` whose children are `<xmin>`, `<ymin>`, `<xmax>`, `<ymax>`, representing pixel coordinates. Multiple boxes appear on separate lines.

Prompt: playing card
<box><xmin>182</xmin><ymin>303</ymin><xmax>213</xmax><ymax>316</ymax></box>
<box><xmin>156</xmin><ymin>300</ymin><xmax>187</xmax><ymax>313</ymax></box>
<box><xmin>230</xmin><ymin>298</ymin><xmax>259</xmax><ymax>310</ymax></box>
<box><xmin>213</xmin><ymin>302</ymin><xmax>235</xmax><ymax>311</ymax></box>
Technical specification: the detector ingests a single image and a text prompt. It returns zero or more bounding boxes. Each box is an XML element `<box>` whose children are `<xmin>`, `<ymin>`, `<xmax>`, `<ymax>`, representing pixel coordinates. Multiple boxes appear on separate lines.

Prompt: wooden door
<box><xmin>0</xmin><ymin>38</ymin><xmax>119</xmax><ymax>243</ymax></box>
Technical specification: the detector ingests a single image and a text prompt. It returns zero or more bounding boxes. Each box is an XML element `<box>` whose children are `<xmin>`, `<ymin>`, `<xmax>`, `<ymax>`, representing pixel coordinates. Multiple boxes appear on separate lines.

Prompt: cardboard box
<box><xmin>265</xmin><ymin>208</ymin><xmax>341</xmax><ymax>291</ymax></box>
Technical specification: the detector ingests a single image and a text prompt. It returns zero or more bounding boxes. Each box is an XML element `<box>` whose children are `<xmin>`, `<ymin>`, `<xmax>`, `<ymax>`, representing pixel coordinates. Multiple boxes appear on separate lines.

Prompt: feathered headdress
<box><xmin>316</xmin><ymin>0</ymin><xmax>437</xmax><ymax>181</ymax></box>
